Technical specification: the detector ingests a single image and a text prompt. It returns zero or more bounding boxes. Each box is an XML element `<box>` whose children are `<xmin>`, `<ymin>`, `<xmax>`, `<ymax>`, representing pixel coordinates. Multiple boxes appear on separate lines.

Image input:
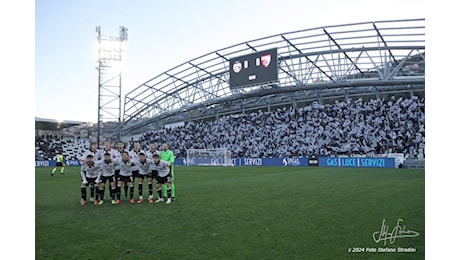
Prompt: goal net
<box><xmin>186</xmin><ymin>148</ymin><xmax>234</xmax><ymax>166</ymax></box>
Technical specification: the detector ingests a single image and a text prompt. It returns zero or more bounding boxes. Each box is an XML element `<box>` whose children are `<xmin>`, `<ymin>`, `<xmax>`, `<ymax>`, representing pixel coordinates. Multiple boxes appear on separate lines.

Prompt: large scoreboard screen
<box><xmin>229</xmin><ymin>48</ymin><xmax>278</xmax><ymax>89</ymax></box>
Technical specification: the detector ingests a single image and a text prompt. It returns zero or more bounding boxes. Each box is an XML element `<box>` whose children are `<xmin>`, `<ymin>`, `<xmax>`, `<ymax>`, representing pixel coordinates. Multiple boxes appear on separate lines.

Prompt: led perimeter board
<box><xmin>229</xmin><ymin>48</ymin><xmax>278</xmax><ymax>89</ymax></box>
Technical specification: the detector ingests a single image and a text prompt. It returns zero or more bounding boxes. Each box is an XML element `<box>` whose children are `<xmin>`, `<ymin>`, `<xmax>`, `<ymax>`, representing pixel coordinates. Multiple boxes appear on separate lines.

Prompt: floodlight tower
<box><xmin>96</xmin><ymin>26</ymin><xmax>128</xmax><ymax>145</ymax></box>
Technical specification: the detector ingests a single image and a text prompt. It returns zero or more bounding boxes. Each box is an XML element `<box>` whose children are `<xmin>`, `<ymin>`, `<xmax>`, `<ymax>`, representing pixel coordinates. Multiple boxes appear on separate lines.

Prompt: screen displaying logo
<box><xmin>229</xmin><ymin>48</ymin><xmax>278</xmax><ymax>89</ymax></box>
<box><xmin>233</xmin><ymin>60</ymin><xmax>242</xmax><ymax>73</ymax></box>
<box><xmin>261</xmin><ymin>54</ymin><xmax>271</xmax><ymax>68</ymax></box>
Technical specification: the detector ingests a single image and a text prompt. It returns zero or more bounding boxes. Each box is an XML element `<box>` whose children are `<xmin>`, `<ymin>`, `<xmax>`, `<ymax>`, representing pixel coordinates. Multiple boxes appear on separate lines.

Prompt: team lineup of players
<box><xmin>78</xmin><ymin>140</ymin><xmax>176</xmax><ymax>206</ymax></box>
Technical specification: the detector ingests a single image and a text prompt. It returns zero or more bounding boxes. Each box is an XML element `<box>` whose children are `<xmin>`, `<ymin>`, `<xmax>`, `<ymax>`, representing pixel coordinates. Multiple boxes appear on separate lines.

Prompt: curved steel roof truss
<box><xmin>118</xmin><ymin>18</ymin><xmax>424</xmax><ymax>136</ymax></box>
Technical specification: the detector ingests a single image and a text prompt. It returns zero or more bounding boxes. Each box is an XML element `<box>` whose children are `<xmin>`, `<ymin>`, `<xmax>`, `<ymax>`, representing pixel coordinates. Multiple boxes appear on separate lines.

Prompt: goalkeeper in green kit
<box><xmin>160</xmin><ymin>143</ymin><xmax>175</xmax><ymax>201</ymax></box>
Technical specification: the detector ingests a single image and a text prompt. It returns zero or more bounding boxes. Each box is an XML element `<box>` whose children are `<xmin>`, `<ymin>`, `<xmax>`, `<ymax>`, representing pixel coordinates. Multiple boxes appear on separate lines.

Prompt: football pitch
<box><xmin>36</xmin><ymin>166</ymin><xmax>424</xmax><ymax>259</ymax></box>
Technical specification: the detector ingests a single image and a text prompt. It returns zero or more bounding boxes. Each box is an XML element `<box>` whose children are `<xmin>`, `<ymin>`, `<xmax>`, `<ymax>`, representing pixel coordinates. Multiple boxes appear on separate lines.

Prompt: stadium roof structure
<box><xmin>117</xmin><ymin>18</ymin><xmax>425</xmax><ymax>137</ymax></box>
<box><xmin>35</xmin><ymin>117</ymin><xmax>87</xmax><ymax>131</ymax></box>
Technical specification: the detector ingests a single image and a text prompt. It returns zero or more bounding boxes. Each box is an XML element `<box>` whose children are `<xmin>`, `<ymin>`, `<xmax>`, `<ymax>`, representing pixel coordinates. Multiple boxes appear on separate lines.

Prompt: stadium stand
<box><xmin>132</xmin><ymin>95</ymin><xmax>424</xmax><ymax>161</ymax></box>
<box><xmin>35</xmin><ymin>135</ymin><xmax>90</xmax><ymax>161</ymax></box>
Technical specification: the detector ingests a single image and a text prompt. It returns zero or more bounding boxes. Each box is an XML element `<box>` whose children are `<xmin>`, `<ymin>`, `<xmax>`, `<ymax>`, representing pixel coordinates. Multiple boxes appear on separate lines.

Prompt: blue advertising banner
<box><xmin>178</xmin><ymin>157</ymin><xmax>394</xmax><ymax>167</ymax></box>
<box><xmin>318</xmin><ymin>157</ymin><xmax>395</xmax><ymax>168</ymax></box>
<box><xmin>174</xmin><ymin>157</ymin><xmax>308</xmax><ymax>166</ymax></box>
<box><xmin>36</xmin><ymin>157</ymin><xmax>393</xmax><ymax>168</ymax></box>
<box><xmin>35</xmin><ymin>160</ymin><xmax>52</xmax><ymax>167</ymax></box>
<box><xmin>35</xmin><ymin>160</ymin><xmax>81</xmax><ymax>167</ymax></box>
<box><xmin>65</xmin><ymin>160</ymin><xmax>81</xmax><ymax>166</ymax></box>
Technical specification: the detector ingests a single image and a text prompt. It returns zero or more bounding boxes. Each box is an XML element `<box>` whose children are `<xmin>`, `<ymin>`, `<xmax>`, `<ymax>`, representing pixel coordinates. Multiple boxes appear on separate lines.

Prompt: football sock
<box><xmin>138</xmin><ymin>183</ymin><xmax>143</xmax><ymax>197</ymax></box>
<box><xmin>148</xmin><ymin>182</ymin><xmax>153</xmax><ymax>197</ymax></box>
<box><xmin>167</xmin><ymin>187</ymin><xmax>171</xmax><ymax>198</ymax></box>
<box><xmin>99</xmin><ymin>187</ymin><xmax>105</xmax><ymax>201</ymax></box>
<box><xmin>129</xmin><ymin>185</ymin><xmax>134</xmax><ymax>199</ymax></box>
<box><xmin>90</xmin><ymin>186</ymin><xmax>95</xmax><ymax>198</ymax></box>
<box><xmin>60</xmin><ymin>167</ymin><xmax>65</xmax><ymax>173</ymax></box>
<box><xmin>162</xmin><ymin>184</ymin><xmax>167</xmax><ymax>197</ymax></box>
<box><xmin>81</xmin><ymin>187</ymin><xmax>87</xmax><ymax>200</ymax></box>
<box><xmin>52</xmin><ymin>168</ymin><xmax>57</xmax><ymax>174</ymax></box>
<box><xmin>171</xmin><ymin>183</ymin><xmax>175</xmax><ymax>198</ymax></box>
<box><xmin>110</xmin><ymin>186</ymin><xmax>116</xmax><ymax>200</ymax></box>
<box><xmin>157</xmin><ymin>187</ymin><xmax>163</xmax><ymax>198</ymax></box>
<box><xmin>116</xmin><ymin>186</ymin><xmax>121</xmax><ymax>200</ymax></box>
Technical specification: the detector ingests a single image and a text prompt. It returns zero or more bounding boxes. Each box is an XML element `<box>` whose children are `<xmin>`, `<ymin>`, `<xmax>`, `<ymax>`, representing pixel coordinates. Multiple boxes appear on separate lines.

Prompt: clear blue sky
<box><xmin>35</xmin><ymin>0</ymin><xmax>426</xmax><ymax>123</ymax></box>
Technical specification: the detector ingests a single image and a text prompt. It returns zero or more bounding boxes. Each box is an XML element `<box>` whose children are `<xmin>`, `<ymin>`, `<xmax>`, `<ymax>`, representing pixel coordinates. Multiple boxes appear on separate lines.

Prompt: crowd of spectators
<box><xmin>35</xmin><ymin>135</ymin><xmax>63</xmax><ymax>160</ymax></box>
<box><xmin>35</xmin><ymin>135</ymin><xmax>90</xmax><ymax>160</ymax></box>
<box><xmin>35</xmin><ymin>96</ymin><xmax>424</xmax><ymax>160</ymax></box>
<box><xmin>137</xmin><ymin>95</ymin><xmax>425</xmax><ymax>159</ymax></box>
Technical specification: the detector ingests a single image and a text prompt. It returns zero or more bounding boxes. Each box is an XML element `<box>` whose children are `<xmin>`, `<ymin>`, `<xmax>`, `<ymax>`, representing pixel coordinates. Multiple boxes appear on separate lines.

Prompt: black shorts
<box><xmin>117</xmin><ymin>175</ymin><xmax>133</xmax><ymax>183</ymax></box>
<box><xmin>83</xmin><ymin>177</ymin><xmax>97</xmax><ymax>185</ymax></box>
<box><xmin>56</xmin><ymin>162</ymin><xmax>64</xmax><ymax>167</ymax></box>
<box><xmin>156</xmin><ymin>174</ymin><xmax>171</xmax><ymax>184</ymax></box>
<box><xmin>100</xmin><ymin>175</ymin><xmax>116</xmax><ymax>184</ymax></box>
<box><xmin>138</xmin><ymin>172</ymin><xmax>153</xmax><ymax>179</ymax></box>
<box><xmin>152</xmin><ymin>170</ymin><xmax>159</xmax><ymax>181</ymax></box>
<box><xmin>115</xmin><ymin>169</ymin><xmax>120</xmax><ymax>179</ymax></box>
<box><xmin>132</xmin><ymin>170</ymin><xmax>139</xmax><ymax>178</ymax></box>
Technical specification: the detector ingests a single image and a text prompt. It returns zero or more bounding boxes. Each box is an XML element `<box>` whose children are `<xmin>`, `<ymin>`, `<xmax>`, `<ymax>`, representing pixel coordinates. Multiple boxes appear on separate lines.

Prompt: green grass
<box><xmin>36</xmin><ymin>166</ymin><xmax>424</xmax><ymax>259</ymax></box>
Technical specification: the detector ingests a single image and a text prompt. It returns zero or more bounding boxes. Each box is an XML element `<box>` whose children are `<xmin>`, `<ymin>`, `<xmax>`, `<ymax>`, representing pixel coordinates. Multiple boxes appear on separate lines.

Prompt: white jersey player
<box><xmin>145</xmin><ymin>142</ymin><xmax>161</xmax><ymax>182</ymax></box>
<box><xmin>152</xmin><ymin>154</ymin><xmax>173</xmax><ymax>204</ymax></box>
<box><xmin>145</xmin><ymin>142</ymin><xmax>161</xmax><ymax>159</ymax></box>
<box><xmin>135</xmin><ymin>152</ymin><xmax>155</xmax><ymax>203</ymax></box>
<box><xmin>79</xmin><ymin>141</ymin><xmax>99</xmax><ymax>165</ymax></box>
<box><xmin>114</xmin><ymin>141</ymin><xmax>130</xmax><ymax>199</ymax></box>
<box><xmin>79</xmin><ymin>142</ymin><xmax>100</xmax><ymax>205</ymax></box>
<box><xmin>94</xmin><ymin>152</ymin><xmax>119</xmax><ymax>205</ymax></box>
<box><xmin>97</xmin><ymin>140</ymin><xmax>118</xmax><ymax>162</ymax></box>
<box><xmin>114</xmin><ymin>151</ymin><xmax>136</xmax><ymax>204</ymax></box>
<box><xmin>79</xmin><ymin>154</ymin><xmax>100</xmax><ymax>206</ymax></box>
<box><xmin>129</xmin><ymin>141</ymin><xmax>144</xmax><ymax>181</ymax></box>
